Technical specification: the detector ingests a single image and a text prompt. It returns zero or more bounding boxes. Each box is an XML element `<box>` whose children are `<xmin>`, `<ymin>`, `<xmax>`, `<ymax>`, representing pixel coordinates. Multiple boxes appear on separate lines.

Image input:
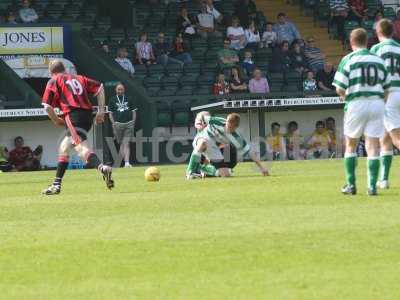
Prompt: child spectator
<box><xmin>306</xmin><ymin>121</ymin><xmax>331</xmax><ymax>159</ymax></box>
<box><xmin>261</xmin><ymin>23</ymin><xmax>277</xmax><ymax>48</ymax></box>
<box><xmin>230</xmin><ymin>66</ymin><xmax>248</xmax><ymax>93</ymax></box>
<box><xmin>241</xmin><ymin>50</ymin><xmax>256</xmax><ymax>76</ymax></box>
<box><xmin>213</xmin><ymin>73</ymin><xmax>230</xmax><ymax>96</ymax></box>
<box><xmin>303</xmin><ymin>71</ymin><xmax>317</xmax><ymax>93</ymax></box>
<box><xmin>135</xmin><ymin>32</ymin><xmax>156</xmax><ymax>65</ymax></box>
<box><xmin>227</xmin><ymin>17</ymin><xmax>246</xmax><ymax>50</ymax></box>
<box><xmin>244</xmin><ymin>21</ymin><xmax>261</xmax><ymax>49</ymax></box>
<box><xmin>19</xmin><ymin>0</ymin><xmax>38</xmax><ymax>23</ymax></box>
<box><xmin>170</xmin><ymin>33</ymin><xmax>193</xmax><ymax>64</ymax></box>
<box><xmin>249</xmin><ymin>68</ymin><xmax>270</xmax><ymax>93</ymax></box>
<box><xmin>266</xmin><ymin>122</ymin><xmax>286</xmax><ymax>160</ymax></box>
<box><xmin>115</xmin><ymin>47</ymin><xmax>135</xmax><ymax>76</ymax></box>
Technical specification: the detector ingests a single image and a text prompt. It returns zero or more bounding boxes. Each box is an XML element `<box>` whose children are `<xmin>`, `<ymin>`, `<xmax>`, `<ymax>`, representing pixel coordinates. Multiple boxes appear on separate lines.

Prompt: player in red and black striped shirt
<box><xmin>42</xmin><ymin>59</ymin><xmax>114</xmax><ymax>195</ymax></box>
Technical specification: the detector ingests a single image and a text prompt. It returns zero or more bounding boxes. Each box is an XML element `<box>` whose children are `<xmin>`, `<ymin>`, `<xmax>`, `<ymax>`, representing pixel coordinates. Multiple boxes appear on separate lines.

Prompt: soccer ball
<box><xmin>144</xmin><ymin>167</ymin><xmax>160</xmax><ymax>182</ymax></box>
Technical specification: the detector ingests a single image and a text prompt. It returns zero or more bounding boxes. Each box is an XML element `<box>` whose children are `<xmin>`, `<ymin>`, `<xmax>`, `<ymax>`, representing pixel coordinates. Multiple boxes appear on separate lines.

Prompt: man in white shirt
<box><xmin>206</xmin><ymin>0</ymin><xmax>223</xmax><ymax>23</ymax></box>
<box><xmin>115</xmin><ymin>47</ymin><xmax>135</xmax><ymax>76</ymax></box>
<box><xmin>197</xmin><ymin>4</ymin><xmax>222</xmax><ymax>38</ymax></box>
<box><xmin>19</xmin><ymin>0</ymin><xmax>38</xmax><ymax>23</ymax></box>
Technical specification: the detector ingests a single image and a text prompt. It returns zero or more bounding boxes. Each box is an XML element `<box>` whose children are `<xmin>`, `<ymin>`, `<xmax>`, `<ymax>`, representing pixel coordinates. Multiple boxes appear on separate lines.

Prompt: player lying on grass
<box><xmin>370</xmin><ymin>19</ymin><xmax>400</xmax><ymax>189</ymax></box>
<box><xmin>41</xmin><ymin>59</ymin><xmax>114</xmax><ymax>195</ymax></box>
<box><xmin>186</xmin><ymin>111</ymin><xmax>269</xmax><ymax>179</ymax></box>
<box><xmin>333</xmin><ymin>28</ymin><xmax>390</xmax><ymax>196</ymax></box>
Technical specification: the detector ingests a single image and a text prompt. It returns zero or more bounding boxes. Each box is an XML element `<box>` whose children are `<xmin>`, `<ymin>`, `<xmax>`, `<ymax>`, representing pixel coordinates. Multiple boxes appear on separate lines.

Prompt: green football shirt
<box><xmin>333</xmin><ymin>48</ymin><xmax>390</xmax><ymax>110</ymax></box>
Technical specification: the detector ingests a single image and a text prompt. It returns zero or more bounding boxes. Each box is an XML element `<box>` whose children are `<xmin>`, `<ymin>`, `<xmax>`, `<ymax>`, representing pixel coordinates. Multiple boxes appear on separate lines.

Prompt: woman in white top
<box><xmin>227</xmin><ymin>17</ymin><xmax>246</xmax><ymax>50</ymax></box>
<box><xmin>244</xmin><ymin>21</ymin><xmax>260</xmax><ymax>49</ymax></box>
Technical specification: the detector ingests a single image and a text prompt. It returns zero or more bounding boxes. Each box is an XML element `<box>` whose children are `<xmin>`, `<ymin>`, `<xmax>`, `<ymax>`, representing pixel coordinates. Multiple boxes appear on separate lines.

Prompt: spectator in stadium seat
<box><xmin>272</xmin><ymin>12</ymin><xmax>301</xmax><ymax>44</ymax></box>
<box><xmin>115</xmin><ymin>47</ymin><xmax>135</xmax><ymax>76</ymax></box>
<box><xmin>218</xmin><ymin>38</ymin><xmax>240</xmax><ymax>69</ymax></box>
<box><xmin>230</xmin><ymin>66</ymin><xmax>248</xmax><ymax>93</ymax></box>
<box><xmin>227</xmin><ymin>17</ymin><xmax>246</xmax><ymax>50</ymax></box>
<box><xmin>290</xmin><ymin>41</ymin><xmax>308</xmax><ymax>73</ymax></box>
<box><xmin>213</xmin><ymin>73</ymin><xmax>230</xmax><ymax>95</ymax></box>
<box><xmin>285</xmin><ymin>121</ymin><xmax>305</xmax><ymax>160</ymax></box>
<box><xmin>348</xmin><ymin>0</ymin><xmax>368</xmax><ymax>24</ymax></box>
<box><xmin>303</xmin><ymin>70</ymin><xmax>317</xmax><ymax>93</ymax></box>
<box><xmin>101</xmin><ymin>41</ymin><xmax>110</xmax><ymax>55</ymax></box>
<box><xmin>170</xmin><ymin>33</ymin><xmax>193</xmax><ymax>64</ymax></box>
<box><xmin>0</xmin><ymin>12</ymin><xmax>6</xmax><ymax>24</ymax></box>
<box><xmin>316</xmin><ymin>62</ymin><xmax>335</xmax><ymax>91</ymax></box>
<box><xmin>329</xmin><ymin>0</ymin><xmax>348</xmax><ymax>40</ymax></box>
<box><xmin>108</xmin><ymin>83</ymin><xmax>136</xmax><ymax>168</ymax></box>
<box><xmin>0</xmin><ymin>145</ymin><xmax>12</xmax><ymax>172</ymax></box>
<box><xmin>245</xmin><ymin>21</ymin><xmax>261</xmax><ymax>49</ymax></box>
<box><xmin>261</xmin><ymin>22</ymin><xmax>277</xmax><ymax>48</ymax></box>
<box><xmin>206</xmin><ymin>0</ymin><xmax>223</xmax><ymax>23</ymax></box>
<box><xmin>9</xmin><ymin>136</ymin><xmax>42</xmax><ymax>171</ymax></box>
<box><xmin>197</xmin><ymin>4</ymin><xmax>222</xmax><ymax>39</ymax></box>
<box><xmin>249</xmin><ymin>68</ymin><xmax>270</xmax><ymax>93</ymax></box>
<box><xmin>393</xmin><ymin>11</ymin><xmax>400</xmax><ymax>41</ymax></box>
<box><xmin>266</xmin><ymin>122</ymin><xmax>286</xmax><ymax>160</ymax></box>
<box><xmin>304</xmin><ymin>37</ymin><xmax>325</xmax><ymax>72</ymax></box>
<box><xmin>306</xmin><ymin>121</ymin><xmax>331</xmax><ymax>159</ymax></box>
<box><xmin>7</xmin><ymin>11</ymin><xmax>18</xmax><ymax>24</ymax></box>
<box><xmin>269</xmin><ymin>40</ymin><xmax>291</xmax><ymax>73</ymax></box>
<box><xmin>176</xmin><ymin>7</ymin><xmax>197</xmax><ymax>38</ymax></box>
<box><xmin>19</xmin><ymin>0</ymin><xmax>38</xmax><ymax>23</ymax></box>
<box><xmin>135</xmin><ymin>32</ymin><xmax>156</xmax><ymax>65</ymax></box>
<box><xmin>154</xmin><ymin>32</ymin><xmax>184</xmax><ymax>66</ymax></box>
<box><xmin>234</xmin><ymin>0</ymin><xmax>257</xmax><ymax>28</ymax></box>
<box><xmin>241</xmin><ymin>50</ymin><xmax>256</xmax><ymax>76</ymax></box>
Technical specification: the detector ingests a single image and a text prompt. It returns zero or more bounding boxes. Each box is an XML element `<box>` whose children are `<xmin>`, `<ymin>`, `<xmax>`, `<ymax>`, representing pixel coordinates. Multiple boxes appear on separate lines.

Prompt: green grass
<box><xmin>1</xmin><ymin>159</ymin><xmax>400</xmax><ymax>299</ymax></box>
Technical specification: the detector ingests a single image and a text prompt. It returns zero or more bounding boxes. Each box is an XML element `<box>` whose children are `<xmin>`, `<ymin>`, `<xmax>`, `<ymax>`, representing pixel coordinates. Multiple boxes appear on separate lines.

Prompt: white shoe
<box><xmin>377</xmin><ymin>180</ymin><xmax>389</xmax><ymax>189</ymax></box>
<box><xmin>186</xmin><ymin>172</ymin><xmax>204</xmax><ymax>180</ymax></box>
<box><xmin>124</xmin><ymin>163</ymin><xmax>132</xmax><ymax>168</ymax></box>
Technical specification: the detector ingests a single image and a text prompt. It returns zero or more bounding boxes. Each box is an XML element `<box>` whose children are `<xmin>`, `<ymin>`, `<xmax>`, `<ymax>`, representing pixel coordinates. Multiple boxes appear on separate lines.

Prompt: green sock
<box><xmin>380</xmin><ymin>152</ymin><xmax>393</xmax><ymax>181</ymax></box>
<box><xmin>200</xmin><ymin>164</ymin><xmax>218</xmax><ymax>177</ymax></box>
<box><xmin>186</xmin><ymin>152</ymin><xmax>201</xmax><ymax>174</ymax></box>
<box><xmin>344</xmin><ymin>154</ymin><xmax>357</xmax><ymax>186</ymax></box>
<box><xmin>368</xmin><ymin>158</ymin><xmax>380</xmax><ymax>190</ymax></box>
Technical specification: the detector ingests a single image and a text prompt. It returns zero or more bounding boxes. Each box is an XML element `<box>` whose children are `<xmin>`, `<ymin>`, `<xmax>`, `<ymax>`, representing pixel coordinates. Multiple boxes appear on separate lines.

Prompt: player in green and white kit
<box><xmin>186</xmin><ymin>112</ymin><xmax>269</xmax><ymax>179</ymax></box>
<box><xmin>370</xmin><ymin>19</ymin><xmax>400</xmax><ymax>189</ymax></box>
<box><xmin>333</xmin><ymin>28</ymin><xmax>390</xmax><ymax>196</ymax></box>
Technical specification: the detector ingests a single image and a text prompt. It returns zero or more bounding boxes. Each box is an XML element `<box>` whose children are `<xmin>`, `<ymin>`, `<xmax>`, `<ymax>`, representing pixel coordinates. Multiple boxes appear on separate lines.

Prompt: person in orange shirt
<box><xmin>266</xmin><ymin>122</ymin><xmax>286</xmax><ymax>160</ymax></box>
<box><xmin>306</xmin><ymin>121</ymin><xmax>332</xmax><ymax>159</ymax></box>
<box><xmin>285</xmin><ymin>121</ymin><xmax>305</xmax><ymax>160</ymax></box>
<box><xmin>325</xmin><ymin>117</ymin><xmax>337</xmax><ymax>157</ymax></box>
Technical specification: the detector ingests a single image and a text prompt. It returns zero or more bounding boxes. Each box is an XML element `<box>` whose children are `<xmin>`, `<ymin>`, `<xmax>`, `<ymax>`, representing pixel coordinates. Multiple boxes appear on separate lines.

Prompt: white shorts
<box><xmin>344</xmin><ymin>99</ymin><xmax>385</xmax><ymax>139</ymax></box>
<box><xmin>193</xmin><ymin>132</ymin><xmax>224</xmax><ymax>161</ymax></box>
<box><xmin>384</xmin><ymin>91</ymin><xmax>400</xmax><ymax>132</ymax></box>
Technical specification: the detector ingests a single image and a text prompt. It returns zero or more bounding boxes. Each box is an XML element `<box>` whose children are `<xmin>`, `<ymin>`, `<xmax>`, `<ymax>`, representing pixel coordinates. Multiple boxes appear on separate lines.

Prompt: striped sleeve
<box><xmin>333</xmin><ymin>57</ymin><xmax>349</xmax><ymax>90</ymax></box>
<box><xmin>229</xmin><ymin>131</ymin><xmax>251</xmax><ymax>157</ymax></box>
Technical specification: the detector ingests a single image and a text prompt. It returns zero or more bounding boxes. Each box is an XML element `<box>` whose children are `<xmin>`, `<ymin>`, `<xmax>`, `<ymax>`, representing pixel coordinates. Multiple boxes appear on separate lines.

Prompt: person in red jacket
<box><xmin>213</xmin><ymin>73</ymin><xmax>230</xmax><ymax>96</ymax></box>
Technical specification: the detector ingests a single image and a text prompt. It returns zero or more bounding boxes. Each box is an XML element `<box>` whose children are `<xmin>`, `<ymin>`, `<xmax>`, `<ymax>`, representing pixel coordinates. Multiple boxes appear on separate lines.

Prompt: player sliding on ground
<box><xmin>41</xmin><ymin>59</ymin><xmax>114</xmax><ymax>195</ymax></box>
<box><xmin>186</xmin><ymin>112</ymin><xmax>269</xmax><ymax>179</ymax></box>
<box><xmin>370</xmin><ymin>19</ymin><xmax>400</xmax><ymax>189</ymax></box>
<box><xmin>333</xmin><ymin>28</ymin><xmax>390</xmax><ymax>196</ymax></box>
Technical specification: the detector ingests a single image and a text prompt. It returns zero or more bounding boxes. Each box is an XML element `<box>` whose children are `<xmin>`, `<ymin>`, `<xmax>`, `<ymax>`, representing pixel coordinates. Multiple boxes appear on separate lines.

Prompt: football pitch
<box><xmin>1</xmin><ymin>159</ymin><xmax>400</xmax><ymax>300</ymax></box>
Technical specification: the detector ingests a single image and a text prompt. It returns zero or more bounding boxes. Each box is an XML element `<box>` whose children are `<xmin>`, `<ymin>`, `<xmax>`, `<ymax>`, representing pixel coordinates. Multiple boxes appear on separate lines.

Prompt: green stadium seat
<box><xmin>384</xmin><ymin>7</ymin><xmax>396</xmax><ymax>20</ymax></box>
<box><xmin>162</xmin><ymin>74</ymin><xmax>180</xmax><ymax>87</ymax></box>
<box><xmin>143</xmin><ymin>74</ymin><xmax>163</xmax><ymax>88</ymax></box>
<box><xmin>156</xmin><ymin>101</ymin><xmax>172</xmax><ymax>127</ymax></box>
<box><xmin>147</xmin><ymin>87</ymin><xmax>160</xmax><ymax>97</ymax></box>
<box><xmin>180</xmin><ymin>73</ymin><xmax>199</xmax><ymax>86</ymax></box>
<box><xmin>172</xmin><ymin>100</ymin><xmax>190</xmax><ymax>126</ymax></box>
<box><xmin>147</xmin><ymin>64</ymin><xmax>165</xmax><ymax>75</ymax></box>
<box><xmin>176</xmin><ymin>86</ymin><xmax>194</xmax><ymax>96</ymax></box>
<box><xmin>184</xmin><ymin>63</ymin><xmax>202</xmax><ymax>74</ymax></box>
<box><xmin>165</xmin><ymin>63</ymin><xmax>183</xmax><ymax>76</ymax></box>
<box><xmin>158</xmin><ymin>87</ymin><xmax>178</xmax><ymax>97</ymax></box>
<box><xmin>361</xmin><ymin>20</ymin><xmax>374</xmax><ymax>30</ymax></box>
<box><xmin>197</xmin><ymin>73</ymin><xmax>215</xmax><ymax>86</ymax></box>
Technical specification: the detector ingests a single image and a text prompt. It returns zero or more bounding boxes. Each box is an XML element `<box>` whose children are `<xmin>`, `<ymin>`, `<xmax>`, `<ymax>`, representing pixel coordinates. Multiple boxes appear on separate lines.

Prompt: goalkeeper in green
<box><xmin>186</xmin><ymin>112</ymin><xmax>269</xmax><ymax>179</ymax></box>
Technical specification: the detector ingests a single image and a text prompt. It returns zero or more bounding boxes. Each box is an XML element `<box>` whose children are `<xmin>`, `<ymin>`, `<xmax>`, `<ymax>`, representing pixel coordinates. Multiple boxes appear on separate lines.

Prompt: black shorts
<box><xmin>64</xmin><ymin>108</ymin><xmax>93</xmax><ymax>145</ymax></box>
<box><xmin>210</xmin><ymin>144</ymin><xmax>238</xmax><ymax>170</ymax></box>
